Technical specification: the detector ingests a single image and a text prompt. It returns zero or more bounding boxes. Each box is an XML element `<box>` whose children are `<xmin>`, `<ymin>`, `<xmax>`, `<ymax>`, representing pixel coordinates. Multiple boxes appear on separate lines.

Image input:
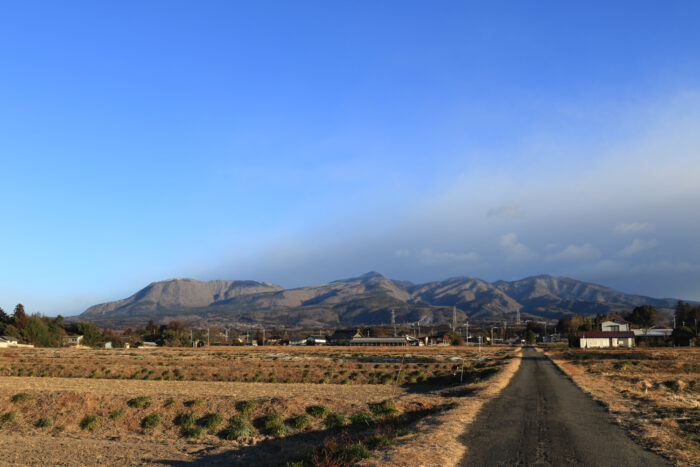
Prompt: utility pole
<box><xmin>262</xmin><ymin>327</ymin><xmax>266</xmax><ymax>346</ymax></box>
<box><xmin>190</xmin><ymin>329</ymin><xmax>193</xmax><ymax>347</ymax></box>
<box><xmin>465</xmin><ymin>321</ymin><xmax>469</xmax><ymax>347</ymax></box>
<box><xmin>391</xmin><ymin>309</ymin><xmax>397</xmax><ymax>337</ymax></box>
<box><xmin>516</xmin><ymin>309</ymin><xmax>520</xmax><ymax>325</ymax></box>
<box><xmin>452</xmin><ymin>306</ymin><xmax>457</xmax><ymax>332</ymax></box>
<box><xmin>490</xmin><ymin>327</ymin><xmax>494</xmax><ymax>344</ymax></box>
<box><xmin>206</xmin><ymin>327</ymin><xmax>210</xmax><ymax>346</ymax></box>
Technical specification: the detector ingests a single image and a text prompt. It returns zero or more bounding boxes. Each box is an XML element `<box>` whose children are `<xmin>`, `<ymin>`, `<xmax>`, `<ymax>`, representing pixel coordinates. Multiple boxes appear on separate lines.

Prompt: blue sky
<box><xmin>2</xmin><ymin>1</ymin><xmax>700</xmax><ymax>316</ymax></box>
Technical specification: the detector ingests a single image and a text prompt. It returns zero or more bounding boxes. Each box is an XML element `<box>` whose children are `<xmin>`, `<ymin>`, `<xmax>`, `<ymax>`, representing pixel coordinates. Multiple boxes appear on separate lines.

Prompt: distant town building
<box><xmin>305</xmin><ymin>336</ymin><xmax>327</xmax><ymax>346</ymax></box>
<box><xmin>62</xmin><ymin>335</ymin><xmax>84</xmax><ymax>347</ymax></box>
<box><xmin>0</xmin><ymin>336</ymin><xmax>19</xmax><ymax>348</ymax></box>
<box><xmin>347</xmin><ymin>335</ymin><xmax>420</xmax><ymax>346</ymax></box>
<box><xmin>601</xmin><ymin>320</ymin><xmax>630</xmax><ymax>332</ymax></box>
<box><xmin>328</xmin><ymin>329</ymin><xmax>363</xmax><ymax>345</ymax></box>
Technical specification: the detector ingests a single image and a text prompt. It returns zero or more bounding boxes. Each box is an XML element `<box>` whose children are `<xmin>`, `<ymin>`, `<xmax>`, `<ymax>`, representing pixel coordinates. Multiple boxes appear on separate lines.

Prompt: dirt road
<box><xmin>459</xmin><ymin>347</ymin><xmax>670</xmax><ymax>466</ymax></box>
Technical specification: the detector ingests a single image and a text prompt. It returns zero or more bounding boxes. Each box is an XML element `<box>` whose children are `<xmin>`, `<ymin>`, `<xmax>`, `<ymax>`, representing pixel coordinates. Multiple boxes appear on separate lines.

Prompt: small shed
<box><xmin>62</xmin><ymin>335</ymin><xmax>84</xmax><ymax>347</ymax></box>
<box><xmin>305</xmin><ymin>336</ymin><xmax>327</xmax><ymax>346</ymax></box>
<box><xmin>0</xmin><ymin>336</ymin><xmax>19</xmax><ymax>348</ymax></box>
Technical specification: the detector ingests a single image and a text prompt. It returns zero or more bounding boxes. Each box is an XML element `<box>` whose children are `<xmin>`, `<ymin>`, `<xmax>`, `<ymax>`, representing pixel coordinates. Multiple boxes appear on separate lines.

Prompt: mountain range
<box><xmin>78</xmin><ymin>272</ymin><xmax>680</xmax><ymax>329</ymax></box>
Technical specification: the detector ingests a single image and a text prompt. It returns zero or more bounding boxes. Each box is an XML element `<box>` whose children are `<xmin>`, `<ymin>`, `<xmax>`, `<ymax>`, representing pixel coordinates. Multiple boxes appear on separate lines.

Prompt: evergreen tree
<box><xmin>13</xmin><ymin>304</ymin><xmax>27</xmax><ymax>330</ymax></box>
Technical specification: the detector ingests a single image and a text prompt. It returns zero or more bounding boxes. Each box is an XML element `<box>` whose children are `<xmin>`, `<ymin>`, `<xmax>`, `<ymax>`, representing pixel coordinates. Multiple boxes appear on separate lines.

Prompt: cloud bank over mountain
<box><xmin>207</xmin><ymin>94</ymin><xmax>700</xmax><ymax>302</ymax></box>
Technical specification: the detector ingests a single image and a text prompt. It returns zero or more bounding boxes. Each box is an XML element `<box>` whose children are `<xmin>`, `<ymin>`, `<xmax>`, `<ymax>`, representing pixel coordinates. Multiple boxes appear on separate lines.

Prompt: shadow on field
<box><xmin>157</xmin><ymin>407</ymin><xmax>445</xmax><ymax>467</ymax></box>
<box><xmin>159</xmin><ymin>427</ymin><xmax>333</xmax><ymax>466</ymax></box>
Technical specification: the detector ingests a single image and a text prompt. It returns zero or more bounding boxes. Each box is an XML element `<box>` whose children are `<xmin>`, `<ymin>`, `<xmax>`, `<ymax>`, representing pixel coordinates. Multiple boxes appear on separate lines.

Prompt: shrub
<box><xmin>306</xmin><ymin>405</ymin><xmax>330</xmax><ymax>418</ymax></box>
<box><xmin>261</xmin><ymin>412</ymin><xmax>288</xmax><ymax>437</ymax></box>
<box><xmin>218</xmin><ymin>416</ymin><xmax>252</xmax><ymax>440</ymax></box>
<box><xmin>369</xmin><ymin>399</ymin><xmax>399</xmax><ymax>416</ymax></box>
<box><xmin>366</xmin><ymin>435</ymin><xmax>394</xmax><ymax>449</ymax></box>
<box><xmin>288</xmin><ymin>413</ymin><xmax>311</xmax><ymax>430</ymax></box>
<box><xmin>180</xmin><ymin>426</ymin><xmax>203</xmax><ymax>438</ymax></box>
<box><xmin>235</xmin><ymin>399</ymin><xmax>257</xmax><ymax>415</ymax></box>
<box><xmin>127</xmin><ymin>396</ymin><xmax>151</xmax><ymax>409</ymax></box>
<box><xmin>0</xmin><ymin>411</ymin><xmax>17</xmax><ymax>426</ymax></box>
<box><xmin>10</xmin><ymin>393</ymin><xmax>32</xmax><ymax>404</ymax></box>
<box><xmin>35</xmin><ymin>417</ymin><xmax>52</xmax><ymax>428</ymax></box>
<box><xmin>323</xmin><ymin>412</ymin><xmax>347</xmax><ymax>429</ymax></box>
<box><xmin>340</xmin><ymin>443</ymin><xmax>373</xmax><ymax>462</ymax></box>
<box><xmin>79</xmin><ymin>415</ymin><xmax>101</xmax><ymax>431</ymax></box>
<box><xmin>109</xmin><ymin>409</ymin><xmax>124</xmax><ymax>420</ymax></box>
<box><xmin>163</xmin><ymin>398</ymin><xmax>176</xmax><ymax>409</ymax></box>
<box><xmin>141</xmin><ymin>413</ymin><xmax>162</xmax><ymax>429</ymax></box>
<box><xmin>199</xmin><ymin>412</ymin><xmax>224</xmax><ymax>430</ymax></box>
<box><xmin>174</xmin><ymin>412</ymin><xmax>197</xmax><ymax>428</ymax></box>
<box><xmin>350</xmin><ymin>410</ymin><xmax>374</xmax><ymax>426</ymax></box>
<box><xmin>184</xmin><ymin>399</ymin><xmax>204</xmax><ymax>408</ymax></box>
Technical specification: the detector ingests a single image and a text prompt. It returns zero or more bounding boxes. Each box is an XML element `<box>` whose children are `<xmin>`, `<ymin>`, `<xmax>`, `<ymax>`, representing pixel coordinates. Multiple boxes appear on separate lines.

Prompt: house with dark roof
<box><xmin>578</xmin><ymin>330</ymin><xmax>635</xmax><ymax>348</ymax></box>
<box><xmin>328</xmin><ymin>329</ymin><xmax>363</xmax><ymax>345</ymax></box>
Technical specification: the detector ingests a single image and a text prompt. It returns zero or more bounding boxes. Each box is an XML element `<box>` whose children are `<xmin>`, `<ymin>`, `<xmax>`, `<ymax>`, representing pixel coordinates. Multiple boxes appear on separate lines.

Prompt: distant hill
<box><xmin>79</xmin><ymin>272</ymin><xmax>680</xmax><ymax>328</ymax></box>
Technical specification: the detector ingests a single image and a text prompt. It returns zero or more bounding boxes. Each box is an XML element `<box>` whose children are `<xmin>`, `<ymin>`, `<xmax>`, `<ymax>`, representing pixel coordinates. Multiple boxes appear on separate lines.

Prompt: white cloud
<box><xmin>500</xmin><ymin>233</ymin><xmax>535</xmax><ymax>261</ymax></box>
<box><xmin>547</xmin><ymin>243</ymin><xmax>601</xmax><ymax>262</ymax></box>
<box><xmin>614</xmin><ymin>222</ymin><xmax>655</xmax><ymax>235</ymax></box>
<box><xmin>487</xmin><ymin>204</ymin><xmax>522</xmax><ymax>218</ymax></box>
<box><xmin>618</xmin><ymin>238</ymin><xmax>659</xmax><ymax>257</ymax></box>
<box><xmin>394</xmin><ymin>249</ymin><xmax>410</xmax><ymax>258</ymax></box>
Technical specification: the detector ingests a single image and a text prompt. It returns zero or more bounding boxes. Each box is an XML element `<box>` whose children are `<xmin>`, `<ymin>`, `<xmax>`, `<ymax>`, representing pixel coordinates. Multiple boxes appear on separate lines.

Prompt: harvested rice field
<box><xmin>0</xmin><ymin>345</ymin><xmax>520</xmax><ymax>466</ymax></box>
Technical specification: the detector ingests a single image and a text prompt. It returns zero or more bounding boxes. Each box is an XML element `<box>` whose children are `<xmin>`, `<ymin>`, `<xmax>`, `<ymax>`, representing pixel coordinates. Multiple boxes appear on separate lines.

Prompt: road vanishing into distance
<box><xmin>459</xmin><ymin>347</ymin><xmax>670</xmax><ymax>466</ymax></box>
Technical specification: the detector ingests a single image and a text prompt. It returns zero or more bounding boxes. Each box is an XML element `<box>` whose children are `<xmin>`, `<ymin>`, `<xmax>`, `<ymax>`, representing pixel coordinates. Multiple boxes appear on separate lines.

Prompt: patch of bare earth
<box><xmin>546</xmin><ymin>347</ymin><xmax>700</xmax><ymax>466</ymax></box>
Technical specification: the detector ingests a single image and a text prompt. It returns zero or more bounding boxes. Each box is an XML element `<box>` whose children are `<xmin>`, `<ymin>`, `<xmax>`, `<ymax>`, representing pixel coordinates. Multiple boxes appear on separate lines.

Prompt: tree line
<box><xmin>0</xmin><ymin>304</ymin><xmax>201</xmax><ymax>348</ymax></box>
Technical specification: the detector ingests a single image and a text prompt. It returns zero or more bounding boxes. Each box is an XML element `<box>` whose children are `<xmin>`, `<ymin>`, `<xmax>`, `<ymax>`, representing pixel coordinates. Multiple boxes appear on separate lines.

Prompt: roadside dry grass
<box><xmin>546</xmin><ymin>347</ymin><xmax>699</xmax><ymax>466</ymax></box>
<box><xmin>0</xmin><ymin>345</ymin><xmax>518</xmax><ymax>466</ymax></box>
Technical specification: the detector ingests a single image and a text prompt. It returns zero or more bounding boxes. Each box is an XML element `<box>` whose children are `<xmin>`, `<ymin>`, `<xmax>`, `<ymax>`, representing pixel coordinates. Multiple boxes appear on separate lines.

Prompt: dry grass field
<box><xmin>0</xmin><ymin>345</ymin><xmax>520</xmax><ymax>466</ymax></box>
<box><xmin>546</xmin><ymin>347</ymin><xmax>700</xmax><ymax>466</ymax></box>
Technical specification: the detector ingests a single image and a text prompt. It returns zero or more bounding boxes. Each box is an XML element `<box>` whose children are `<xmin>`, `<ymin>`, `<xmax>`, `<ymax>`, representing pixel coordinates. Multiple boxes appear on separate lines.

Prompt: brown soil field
<box><xmin>0</xmin><ymin>345</ymin><xmax>519</xmax><ymax>466</ymax></box>
<box><xmin>546</xmin><ymin>347</ymin><xmax>700</xmax><ymax>466</ymax></box>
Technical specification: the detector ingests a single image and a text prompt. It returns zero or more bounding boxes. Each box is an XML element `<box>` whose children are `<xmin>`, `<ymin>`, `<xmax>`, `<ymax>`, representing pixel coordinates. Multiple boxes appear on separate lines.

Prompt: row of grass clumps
<box><xmin>1</xmin><ymin>392</ymin><xmax>403</xmax><ymax>443</ymax></box>
<box><xmin>286</xmin><ymin>399</ymin><xmax>459</xmax><ymax>466</ymax></box>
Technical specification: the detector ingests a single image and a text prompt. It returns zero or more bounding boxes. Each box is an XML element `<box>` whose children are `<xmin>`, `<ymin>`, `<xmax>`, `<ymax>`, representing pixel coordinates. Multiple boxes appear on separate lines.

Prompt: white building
<box><xmin>62</xmin><ymin>335</ymin><xmax>84</xmax><ymax>346</ymax></box>
<box><xmin>601</xmin><ymin>320</ymin><xmax>630</xmax><ymax>332</ymax></box>
<box><xmin>578</xmin><ymin>330</ymin><xmax>635</xmax><ymax>348</ymax></box>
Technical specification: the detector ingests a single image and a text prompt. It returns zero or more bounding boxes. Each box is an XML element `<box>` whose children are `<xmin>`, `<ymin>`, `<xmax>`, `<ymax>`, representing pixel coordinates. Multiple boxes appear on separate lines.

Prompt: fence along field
<box><xmin>0</xmin><ymin>345</ymin><xmax>517</xmax><ymax>466</ymax></box>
